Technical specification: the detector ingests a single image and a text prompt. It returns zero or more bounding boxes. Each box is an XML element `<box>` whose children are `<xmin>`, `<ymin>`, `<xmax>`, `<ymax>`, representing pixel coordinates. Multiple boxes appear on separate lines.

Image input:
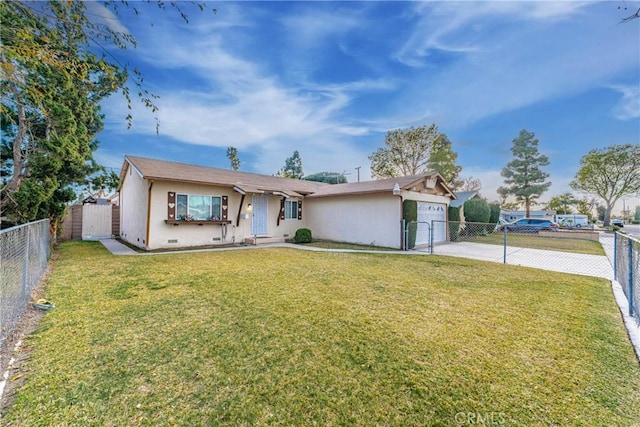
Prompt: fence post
<box><xmin>503</xmin><ymin>226</ymin><xmax>507</xmax><ymax>264</ymax></box>
<box><xmin>22</xmin><ymin>225</ymin><xmax>30</xmax><ymax>303</ymax></box>
<box><xmin>613</xmin><ymin>231</ymin><xmax>618</xmax><ymax>280</ymax></box>
<box><xmin>628</xmin><ymin>239</ymin><xmax>634</xmax><ymax>317</ymax></box>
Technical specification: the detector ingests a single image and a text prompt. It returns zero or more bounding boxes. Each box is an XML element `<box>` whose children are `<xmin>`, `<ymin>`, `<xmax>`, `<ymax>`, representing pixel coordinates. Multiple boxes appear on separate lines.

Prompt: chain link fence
<box><xmin>614</xmin><ymin>232</ymin><xmax>639</xmax><ymax>325</ymax></box>
<box><xmin>1</xmin><ymin>219</ymin><xmax>51</xmax><ymax>347</ymax></box>
<box><xmin>413</xmin><ymin>220</ymin><xmax>612</xmax><ymax>278</ymax></box>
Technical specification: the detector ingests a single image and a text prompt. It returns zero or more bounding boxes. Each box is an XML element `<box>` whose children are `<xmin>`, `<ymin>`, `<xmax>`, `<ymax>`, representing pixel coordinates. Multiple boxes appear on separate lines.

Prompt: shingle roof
<box><xmin>306</xmin><ymin>173</ymin><xmax>455</xmax><ymax>198</ymax></box>
<box><xmin>121</xmin><ymin>156</ymin><xmax>455</xmax><ymax>199</ymax></box>
<box><xmin>122</xmin><ymin>156</ymin><xmax>328</xmax><ymax>195</ymax></box>
<box><xmin>450</xmin><ymin>191</ymin><xmax>478</xmax><ymax>207</ymax></box>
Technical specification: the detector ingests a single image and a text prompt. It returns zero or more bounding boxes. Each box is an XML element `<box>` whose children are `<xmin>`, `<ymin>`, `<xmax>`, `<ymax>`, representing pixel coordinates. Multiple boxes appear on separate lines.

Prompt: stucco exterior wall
<box><xmin>143</xmin><ymin>181</ymin><xmax>305</xmax><ymax>250</ymax></box>
<box><xmin>119</xmin><ymin>164</ymin><xmax>148</xmax><ymax>249</ymax></box>
<box><xmin>305</xmin><ymin>194</ymin><xmax>403</xmax><ymax>248</ymax></box>
<box><xmin>305</xmin><ymin>191</ymin><xmax>452</xmax><ymax>249</ymax></box>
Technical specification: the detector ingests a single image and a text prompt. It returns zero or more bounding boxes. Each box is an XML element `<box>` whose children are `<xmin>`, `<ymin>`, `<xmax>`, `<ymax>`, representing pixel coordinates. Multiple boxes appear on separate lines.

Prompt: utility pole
<box><xmin>355</xmin><ymin>166</ymin><xmax>361</xmax><ymax>182</ymax></box>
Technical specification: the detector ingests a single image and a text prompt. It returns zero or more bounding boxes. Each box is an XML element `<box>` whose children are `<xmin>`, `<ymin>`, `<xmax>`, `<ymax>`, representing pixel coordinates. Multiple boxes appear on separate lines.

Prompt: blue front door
<box><xmin>252</xmin><ymin>195</ymin><xmax>268</xmax><ymax>236</ymax></box>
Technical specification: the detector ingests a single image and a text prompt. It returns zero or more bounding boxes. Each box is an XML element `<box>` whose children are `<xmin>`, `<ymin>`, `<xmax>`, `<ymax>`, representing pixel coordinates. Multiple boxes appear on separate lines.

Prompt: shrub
<box><xmin>403</xmin><ymin>200</ymin><xmax>417</xmax><ymax>249</ymax></box>
<box><xmin>448</xmin><ymin>205</ymin><xmax>460</xmax><ymax>241</ymax></box>
<box><xmin>293</xmin><ymin>228</ymin><xmax>312</xmax><ymax>244</ymax></box>
<box><xmin>488</xmin><ymin>203</ymin><xmax>501</xmax><ymax>224</ymax></box>
<box><xmin>463</xmin><ymin>198</ymin><xmax>491</xmax><ymax>223</ymax></box>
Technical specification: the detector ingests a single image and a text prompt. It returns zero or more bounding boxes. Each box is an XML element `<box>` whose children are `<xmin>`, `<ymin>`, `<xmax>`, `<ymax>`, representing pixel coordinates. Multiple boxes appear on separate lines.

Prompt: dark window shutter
<box><xmin>168</xmin><ymin>192</ymin><xmax>176</xmax><ymax>220</ymax></box>
<box><xmin>297</xmin><ymin>200</ymin><xmax>303</xmax><ymax>220</ymax></box>
<box><xmin>221</xmin><ymin>196</ymin><xmax>228</xmax><ymax>220</ymax></box>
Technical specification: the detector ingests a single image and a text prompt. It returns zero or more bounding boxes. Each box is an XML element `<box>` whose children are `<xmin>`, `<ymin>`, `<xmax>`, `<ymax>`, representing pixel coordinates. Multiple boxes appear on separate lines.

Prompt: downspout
<box><xmin>145</xmin><ymin>180</ymin><xmax>154</xmax><ymax>249</ymax></box>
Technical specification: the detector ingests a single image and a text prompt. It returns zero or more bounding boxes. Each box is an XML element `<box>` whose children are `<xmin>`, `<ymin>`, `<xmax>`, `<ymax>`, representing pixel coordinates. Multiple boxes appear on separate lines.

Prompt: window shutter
<box><xmin>221</xmin><ymin>196</ymin><xmax>228</xmax><ymax>221</ymax></box>
<box><xmin>168</xmin><ymin>192</ymin><xmax>176</xmax><ymax>220</ymax></box>
<box><xmin>297</xmin><ymin>200</ymin><xmax>303</xmax><ymax>220</ymax></box>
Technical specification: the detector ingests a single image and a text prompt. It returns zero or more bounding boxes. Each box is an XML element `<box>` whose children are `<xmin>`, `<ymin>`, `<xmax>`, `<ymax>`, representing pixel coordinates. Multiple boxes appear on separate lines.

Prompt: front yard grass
<box><xmin>4</xmin><ymin>241</ymin><xmax>639</xmax><ymax>426</ymax></box>
<box><xmin>299</xmin><ymin>240</ymin><xmax>397</xmax><ymax>251</ymax></box>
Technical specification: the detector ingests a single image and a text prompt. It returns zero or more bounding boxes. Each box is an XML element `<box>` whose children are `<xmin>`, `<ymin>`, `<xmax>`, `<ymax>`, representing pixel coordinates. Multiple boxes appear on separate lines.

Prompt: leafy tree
<box><xmin>457</xmin><ymin>176</ymin><xmax>482</xmax><ymax>192</ymax></box>
<box><xmin>575</xmin><ymin>197</ymin><xmax>597</xmax><ymax>221</ymax></box>
<box><xmin>570</xmin><ymin>144</ymin><xmax>640</xmax><ymax>226</ymax></box>
<box><xmin>427</xmin><ymin>134</ymin><xmax>462</xmax><ymax>188</ymax></box>
<box><xmin>596</xmin><ymin>205</ymin><xmax>606</xmax><ymax>222</ymax></box>
<box><xmin>226</xmin><ymin>146</ymin><xmax>240</xmax><ymax>171</ymax></box>
<box><xmin>463</xmin><ymin>198</ymin><xmax>491</xmax><ymax>223</ymax></box>
<box><xmin>276</xmin><ymin>150</ymin><xmax>304</xmax><ymax>179</ymax></box>
<box><xmin>369</xmin><ymin>124</ymin><xmax>460</xmax><ymax>180</ymax></box>
<box><xmin>546</xmin><ymin>192</ymin><xmax>579</xmax><ymax>214</ymax></box>
<box><xmin>498</xmin><ymin>129</ymin><xmax>551</xmax><ymax>217</ymax></box>
<box><xmin>303</xmin><ymin>172</ymin><xmax>347</xmax><ymax>184</ymax></box>
<box><xmin>619</xmin><ymin>5</ymin><xmax>640</xmax><ymax>22</ymax></box>
<box><xmin>1</xmin><ymin>2</ymin><xmax>123</xmax><ymax>229</ymax></box>
<box><xmin>88</xmin><ymin>170</ymin><xmax>121</xmax><ymax>195</ymax></box>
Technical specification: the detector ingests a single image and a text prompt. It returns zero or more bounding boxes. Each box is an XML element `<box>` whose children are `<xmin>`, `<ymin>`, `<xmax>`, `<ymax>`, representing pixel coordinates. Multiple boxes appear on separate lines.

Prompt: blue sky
<box><xmin>94</xmin><ymin>1</ymin><xmax>640</xmax><ymax>211</ymax></box>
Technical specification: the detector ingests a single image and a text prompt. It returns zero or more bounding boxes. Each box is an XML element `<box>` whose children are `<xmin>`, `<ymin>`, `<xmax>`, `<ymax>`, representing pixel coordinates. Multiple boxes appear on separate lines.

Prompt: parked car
<box><xmin>498</xmin><ymin>218</ymin><xmax>559</xmax><ymax>233</ymax></box>
<box><xmin>611</xmin><ymin>219</ymin><xmax>624</xmax><ymax>227</ymax></box>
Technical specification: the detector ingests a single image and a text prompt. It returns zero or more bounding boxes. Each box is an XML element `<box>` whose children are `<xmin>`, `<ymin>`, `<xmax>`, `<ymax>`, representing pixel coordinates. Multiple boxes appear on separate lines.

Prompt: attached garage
<box><xmin>416</xmin><ymin>202</ymin><xmax>447</xmax><ymax>246</ymax></box>
<box><xmin>307</xmin><ymin>174</ymin><xmax>455</xmax><ymax>250</ymax></box>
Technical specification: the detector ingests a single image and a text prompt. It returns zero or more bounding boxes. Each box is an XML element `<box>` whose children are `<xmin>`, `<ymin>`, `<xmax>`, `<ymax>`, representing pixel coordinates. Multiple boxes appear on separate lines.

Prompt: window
<box><xmin>285</xmin><ymin>200</ymin><xmax>298</xmax><ymax>220</ymax></box>
<box><xmin>176</xmin><ymin>194</ymin><xmax>222</xmax><ymax>220</ymax></box>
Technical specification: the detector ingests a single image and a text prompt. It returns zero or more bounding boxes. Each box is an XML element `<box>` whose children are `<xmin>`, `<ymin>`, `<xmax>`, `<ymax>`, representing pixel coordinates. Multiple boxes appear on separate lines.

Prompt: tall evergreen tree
<box><xmin>275</xmin><ymin>150</ymin><xmax>304</xmax><ymax>179</ymax></box>
<box><xmin>226</xmin><ymin>146</ymin><xmax>241</xmax><ymax>171</ymax></box>
<box><xmin>498</xmin><ymin>129</ymin><xmax>551</xmax><ymax>217</ymax></box>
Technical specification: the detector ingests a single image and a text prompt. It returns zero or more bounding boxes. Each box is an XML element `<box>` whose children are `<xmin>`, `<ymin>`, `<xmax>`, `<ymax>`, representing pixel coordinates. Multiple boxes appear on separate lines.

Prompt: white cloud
<box><xmin>98</xmin><ymin>1</ymin><xmax>638</xmax><ymax>183</ymax></box>
<box><xmin>610</xmin><ymin>84</ymin><xmax>640</xmax><ymax>120</ymax></box>
<box><xmin>279</xmin><ymin>10</ymin><xmax>363</xmax><ymax>47</ymax></box>
<box><xmin>85</xmin><ymin>2</ymin><xmax>131</xmax><ymax>36</ymax></box>
<box><xmin>395</xmin><ymin>1</ymin><xmax>589</xmax><ymax>67</ymax></box>
<box><xmin>393</xmin><ymin>2</ymin><xmax>639</xmax><ymax>128</ymax></box>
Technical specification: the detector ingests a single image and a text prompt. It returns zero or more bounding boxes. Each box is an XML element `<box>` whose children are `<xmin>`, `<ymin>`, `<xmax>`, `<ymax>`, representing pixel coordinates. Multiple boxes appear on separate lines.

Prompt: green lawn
<box><xmin>4</xmin><ymin>241</ymin><xmax>639</xmax><ymax>426</ymax></box>
<box><xmin>456</xmin><ymin>232</ymin><xmax>605</xmax><ymax>255</ymax></box>
<box><xmin>300</xmin><ymin>240</ymin><xmax>397</xmax><ymax>251</ymax></box>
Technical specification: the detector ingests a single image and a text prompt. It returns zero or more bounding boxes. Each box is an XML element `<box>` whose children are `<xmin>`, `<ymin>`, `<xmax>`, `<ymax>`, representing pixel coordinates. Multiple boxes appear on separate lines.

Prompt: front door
<box><xmin>252</xmin><ymin>195</ymin><xmax>269</xmax><ymax>236</ymax></box>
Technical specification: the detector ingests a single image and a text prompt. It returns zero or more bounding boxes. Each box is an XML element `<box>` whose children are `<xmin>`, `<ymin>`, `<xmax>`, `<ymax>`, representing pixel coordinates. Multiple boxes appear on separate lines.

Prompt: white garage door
<box><xmin>416</xmin><ymin>202</ymin><xmax>447</xmax><ymax>246</ymax></box>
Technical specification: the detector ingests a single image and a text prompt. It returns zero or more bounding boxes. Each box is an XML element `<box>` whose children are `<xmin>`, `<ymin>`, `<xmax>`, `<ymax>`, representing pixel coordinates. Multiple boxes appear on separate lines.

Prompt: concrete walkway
<box><xmin>99</xmin><ymin>238</ymin><xmax>138</xmax><ymax>255</ymax></box>
<box><xmin>101</xmin><ymin>235</ymin><xmax>615</xmax><ymax>279</ymax></box>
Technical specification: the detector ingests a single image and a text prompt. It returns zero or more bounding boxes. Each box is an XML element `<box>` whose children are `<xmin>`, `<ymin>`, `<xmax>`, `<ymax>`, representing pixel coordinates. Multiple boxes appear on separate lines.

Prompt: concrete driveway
<box><xmin>427</xmin><ymin>236</ymin><xmax>614</xmax><ymax>279</ymax></box>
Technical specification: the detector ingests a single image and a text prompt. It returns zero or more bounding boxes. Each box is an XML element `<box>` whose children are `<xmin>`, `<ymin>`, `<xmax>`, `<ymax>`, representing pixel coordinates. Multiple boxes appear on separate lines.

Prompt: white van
<box><xmin>555</xmin><ymin>214</ymin><xmax>589</xmax><ymax>228</ymax></box>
